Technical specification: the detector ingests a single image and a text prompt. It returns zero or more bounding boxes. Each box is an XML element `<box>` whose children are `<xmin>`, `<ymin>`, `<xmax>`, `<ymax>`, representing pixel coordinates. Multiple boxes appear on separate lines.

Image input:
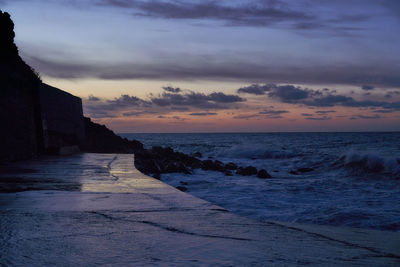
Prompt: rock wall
<box><xmin>40</xmin><ymin>84</ymin><xmax>85</xmax><ymax>153</ymax></box>
<box><xmin>0</xmin><ymin>10</ymin><xmax>85</xmax><ymax>160</ymax></box>
<box><xmin>0</xmin><ymin>10</ymin><xmax>43</xmax><ymax>161</ymax></box>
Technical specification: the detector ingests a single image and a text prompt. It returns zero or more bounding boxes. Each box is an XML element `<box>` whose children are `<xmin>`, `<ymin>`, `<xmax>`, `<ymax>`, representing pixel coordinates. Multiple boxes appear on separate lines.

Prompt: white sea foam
<box><xmin>122</xmin><ymin>132</ymin><xmax>400</xmax><ymax>231</ymax></box>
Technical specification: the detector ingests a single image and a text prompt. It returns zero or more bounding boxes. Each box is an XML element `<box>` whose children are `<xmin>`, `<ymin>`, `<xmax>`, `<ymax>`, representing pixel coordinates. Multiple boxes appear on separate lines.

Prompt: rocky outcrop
<box><xmin>0</xmin><ymin>10</ymin><xmax>43</xmax><ymax>161</ymax></box>
<box><xmin>80</xmin><ymin>118</ymin><xmax>273</xmax><ymax>180</ymax></box>
<box><xmin>81</xmin><ymin>117</ymin><xmax>143</xmax><ymax>153</ymax></box>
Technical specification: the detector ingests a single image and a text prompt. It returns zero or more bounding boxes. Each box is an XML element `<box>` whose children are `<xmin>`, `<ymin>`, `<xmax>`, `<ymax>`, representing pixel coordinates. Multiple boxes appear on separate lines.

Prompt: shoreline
<box><xmin>1</xmin><ymin>153</ymin><xmax>399</xmax><ymax>265</ymax></box>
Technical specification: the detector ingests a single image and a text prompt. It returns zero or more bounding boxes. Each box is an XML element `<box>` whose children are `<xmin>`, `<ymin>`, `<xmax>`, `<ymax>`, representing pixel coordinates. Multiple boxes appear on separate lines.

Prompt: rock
<box><xmin>236</xmin><ymin>166</ymin><xmax>257</xmax><ymax>176</ymax></box>
<box><xmin>289</xmin><ymin>170</ymin><xmax>299</xmax><ymax>175</ymax></box>
<box><xmin>192</xmin><ymin>151</ymin><xmax>202</xmax><ymax>158</ymax></box>
<box><xmin>297</xmin><ymin>167</ymin><xmax>314</xmax><ymax>173</ymax></box>
<box><xmin>152</xmin><ymin>173</ymin><xmax>161</xmax><ymax>180</ymax></box>
<box><xmin>180</xmin><ymin>181</ymin><xmax>188</xmax><ymax>185</ymax></box>
<box><xmin>257</xmin><ymin>169</ymin><xmax>271</xmax><ymax>179</ymax></box>
<box><xmin>176</xmin><ymin>186</ymin><xmax>187</xmax><ymax>192</ymax></box>
<box><xmin>225</xmin><ymin>162</ymin><xmax>238</xmax><ymax>170</ymax></box>
<box><xmin>202</xmin><ymin>160</ymin><xmax>224</xmax><ymax>171</ymax></box>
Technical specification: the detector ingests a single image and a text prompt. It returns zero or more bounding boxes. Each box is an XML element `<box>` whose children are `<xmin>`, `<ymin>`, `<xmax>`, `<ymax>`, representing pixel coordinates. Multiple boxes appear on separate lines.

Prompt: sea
<box><xmin>120</xmin><ymin>132</ymin><xmax>400</xmax><ymax>231</ymax></box>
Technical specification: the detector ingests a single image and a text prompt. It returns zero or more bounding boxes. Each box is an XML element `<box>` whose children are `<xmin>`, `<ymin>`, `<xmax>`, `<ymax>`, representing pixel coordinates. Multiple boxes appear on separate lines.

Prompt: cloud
<box><xmin>122</xmin><ymin>111</ymin><xmax>159</xmax><ymax>117</ymax></box>
<box><xmin>268</xmin><ymin>85</ymin><xmax>311</xmax><ymax>102</ymax></box>
<box><xmin>233</xmin><ymin>114</ymin><xmax>261</xmax><ymax>120</ymax></box>
<box><xmin>372</xmin><ymin>109</ymin><xmax>397</xmax><ymax>113</ymax></box>
<box><xmin>151</xmin><ymin>91</ymin><xmax>245</xmax><ymax>109</ymax></box>
<box><xmin>189</xmin><ymin>112</ymin><xmax>217</xmax><ymax>116</ymax></box>
<box><xmin>258</xmin><ymin>109</ymin><xmax>289</xmax><ymax>118</ymax></box>
<box><xmin>362</xmin><ymin>85</ymin><xmax>375</xmax><ymax>90</ymax></box>
<box><xmin>83</xmin><ymin>88</ymin><xmax>246</xmax><ymax>119</ymax></box>
<box><xmin>163</xmin><ymin>86</ymin><xmax>181</xmax><ymax>93</ymax></box>
<box><xmin>305</xmin><ymin>116</ymin><xmax>332</xmax><ymax>121</ymax></box>
<box><xmin>315</xmin><ymin>110</ymin><xmax>336</xmax><ymax>114</ymax></box>
<box><xmin>237</xmin><ymin>83</ymin><xmax>400</xmax><ymax>112</ymax></box>
<box><xmin>88</xmin><ymin>95</ymin><xmax>100</xmax><ymax>101</ymax></box>
<box><xmin>237</xmin><ymin>84</ymin><xmax>275</xmax><ymax>95</ymax></box>
<box><xmin>84</xmin><ymin>94</ymin><xmax>151</xmax><ymax>118</ymax></box>
<box><xmin>350</xmin><ymin>114</ymin><xmax>383</xmax><ymax>119</ymax></box>
<box><xmin>24</xmin><ymin>55</ymin><xmax>400</xmax><ymax>88</ymax></box>
<box><xmin>98</xmin><ymin>0</ymin><xmax>314</xmax><ymax>28</ymax></box>
<box><xmin>301</xmin><ymin>113</ymin><xmax>313</xmax><ymax>117</ymax></box>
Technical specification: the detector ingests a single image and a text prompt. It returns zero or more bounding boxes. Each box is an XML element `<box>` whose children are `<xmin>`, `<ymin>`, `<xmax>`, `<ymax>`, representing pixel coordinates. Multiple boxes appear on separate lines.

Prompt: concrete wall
<box><xmin>40</xmin><ymin>83</ymin><xmax>84</xmax><ymax>153</ymax></box>
<box><xmin>0</xmin><ymin>83</ymin><xmax>42</xmax><ymax>160</ymax></box>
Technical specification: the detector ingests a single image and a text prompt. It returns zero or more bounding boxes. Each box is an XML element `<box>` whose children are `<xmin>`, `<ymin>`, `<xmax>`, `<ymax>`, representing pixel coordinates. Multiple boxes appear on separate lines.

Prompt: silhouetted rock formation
<box><xmin>1</xmin><ymin>10</ymin><xmax>86</xmax><ymax>160</ymax></box>
<box><xmin>81</xmin><ymin>117</ymin><xmax>144</xmax><ymax>153</ymax></box>
<box><xmin>81</xmin><ymin>118</ymin><xmax>272</xmax><ymax>180</ymax></box>
<box><xmin>0</xmin><ymin>10</ymin><xmax>43</xmax><ymax>160</ymax></box>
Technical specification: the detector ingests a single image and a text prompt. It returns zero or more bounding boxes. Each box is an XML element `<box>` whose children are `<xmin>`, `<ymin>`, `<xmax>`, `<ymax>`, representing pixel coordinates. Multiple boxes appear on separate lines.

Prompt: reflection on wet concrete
<box><xmin>0</xmin><ymin>153</ymin><xmax>399</xmax><ymax>266</ymax></box>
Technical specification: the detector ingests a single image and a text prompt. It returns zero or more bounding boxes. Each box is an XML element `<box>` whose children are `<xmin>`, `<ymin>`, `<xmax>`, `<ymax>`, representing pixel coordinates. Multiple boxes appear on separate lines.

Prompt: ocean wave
<box><xmin>337</xmin><ymin>151</ymin><xmax>400</xmax><ymax>177</ymax></box>
<box><xmin>214</xmin><ymin>144</ymin><xmax>300</xmax><ymax>160</ymax></box>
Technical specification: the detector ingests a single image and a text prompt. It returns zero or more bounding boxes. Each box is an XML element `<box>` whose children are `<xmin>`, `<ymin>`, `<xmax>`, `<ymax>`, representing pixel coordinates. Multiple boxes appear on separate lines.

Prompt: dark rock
<box><xmin>193</xmin><ymin>151</ymin><xmax>202</xmax><ymax>158</ymax></box>
<box><xmin>180</xmin><ymin>181</ymin><xmax>188</xmax><ymax>185</ymax></box>
<box><xmin>81</xmin><ymin>117</ymin><xmax>144</xmax><ymax>153</ymax></box>
<box><xmin>152</xmin><ymin>173</ymin><xmax>161</xmax><ymax>180</ymax></box>
<box><xmin>225</xmin><ymin>162</ymin><xmax>238</xmax><ymax>170</ymax></box>
<box><xmin>236</xmin><ymin>166</ymin><xmax>257</xmax><ymax>176</ymax></box>
<box><xmin>297</xmin><ymin>167</ymin><xmax>314</xmax><ymax>173</ymax></box>
<box><xmin>176</xmin><ymin>186</ymin><xmax>187</xmax><ymax>192</ymax></box>
<box><xmin>273</xmin><ymin>170</ymin><xmax>279</xmax><ymax>172</ymax></box>
<box><xmin>202</xmin><ymin>160</ymin><xmax>224</xmax><ymax>171</ymax></box>
<box><xmin>289</xmin><ymin>170</ymin><xmax>299</xmax><ymax>175</ymax></box>
<box><xmin>257</xmin><ymin>169</ymin><xmax>272</xmax><ymax>179</ymax></box>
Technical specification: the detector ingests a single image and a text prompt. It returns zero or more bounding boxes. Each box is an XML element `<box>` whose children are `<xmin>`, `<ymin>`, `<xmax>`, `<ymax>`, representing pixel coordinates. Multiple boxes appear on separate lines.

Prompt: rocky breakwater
<box><xmin>81</xmin><ymin>118</ymin><xmax>272</xmax><ymax>184</ymax></box>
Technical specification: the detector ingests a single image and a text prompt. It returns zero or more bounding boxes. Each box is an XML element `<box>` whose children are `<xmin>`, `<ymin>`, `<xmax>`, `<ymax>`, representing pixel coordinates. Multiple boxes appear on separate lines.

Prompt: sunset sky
<box><xmin>2</xmin><ymin>0</ymin><xmax>400</xmax><ymax>132</ymax></box>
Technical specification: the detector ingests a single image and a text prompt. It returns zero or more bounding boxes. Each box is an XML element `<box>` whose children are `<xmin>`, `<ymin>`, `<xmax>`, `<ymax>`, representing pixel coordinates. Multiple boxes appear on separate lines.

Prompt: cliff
<box><xmin>0</xmin><ymin>10</ymin><xmax>85</xmax><ymax>160</ymax></box>
<box><xmin>0</xmin><ymin>10</ymin><xmax>43</xmax><ymax>160</ymax></box>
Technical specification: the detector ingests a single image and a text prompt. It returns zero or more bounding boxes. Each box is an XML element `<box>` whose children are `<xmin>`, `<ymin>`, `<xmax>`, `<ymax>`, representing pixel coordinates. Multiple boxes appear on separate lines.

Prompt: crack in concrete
<box><xmin>106</xmin><ymin>155</ymin><xmax>119</xmax><ymax>181</ymax></box>
<box><xmin>89</xmin><ymin>211</ymin><xmax>254</xmax><ymax>242</ymax></box>
<box><xmin>269</xmin><ymin>222</ymin><xmax>400</xmax><ymax>260</ymax></box>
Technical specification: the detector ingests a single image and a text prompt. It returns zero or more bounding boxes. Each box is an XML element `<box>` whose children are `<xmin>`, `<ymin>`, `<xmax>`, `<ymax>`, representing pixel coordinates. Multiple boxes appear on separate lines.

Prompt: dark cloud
<box><xmin>163</xmin><ymin>86</ymin><xmax>181</xmax><ymax>93</ymax></box>
<box><xmin>362</xmin><ymin>85</ymin><xmax>375</xmax><ymax>90</ymax></box>
<box><xmin>171</xmin><ymin>106</ymin><xmax>190</xmax><ymax>111</ymax></box>
<box><xmin>233</xmin><ymin>114</ymin><xmax>261</xmax><ymax>120</ymax></box>
<box><xmin>84</xmin><ymin>94</ymin><xmax>151</xmax><ymax>118</ymax></box>
<box><xmin>315</xmin><ymin>110</ymin><xmax>336</xmax><ymax>114</ymax></box>
<box><xmin>83</xmin><ymin>88</ymin><xmax>246</xmax><ymax>119</ymax></box>
<box><xmin>237</xmin><ymin>83</ymin><xmax>400</xmax><ymax>111</ymax></box>
<box><xmin>353</xmin><ymin>114</ymin><xmax>383</xmax><ymax>119</ymax></box>
<box><xmin>24</xmin><ymin>55</ymin><xmax>400</xmax><ymax>88</ymax></box>
<box><xmin>208</xmin><ymin>92</ymin><xmax>245</xmax><ymax>103</ymax></box>
<box><xmin>151</xmin><ymin>91</ymin><xmax>245</xmax><ymax>109</ymax></box>
<box><xmin>268</xmin><ymin>85</ymin><xmax>311</xmax><ymax>102</ymax></box>
<box><xmin>189</xmin><ymin>112</ymin><xmax>218</xmax><ymax>116</ymax></box>
<box><xmin>372</xmin><ymin>109</ymin><xmax>396</xmax><ymax>114</ymax></box>
<box><xmin>305</xmin><ymin>116</ymin><xmax>331</xmax><ymax>121</ymax></box>
<box><xmin>301</xmin><ymin>113</ymin><xmax>313</xmax><ymax>117</ymax></box>
<box><xmin>237</xmin><ymin>84</ymin><xmax>275</xmax><ymax>95</ymax></box>
<box><xmin>88</xmin><ymin>95</ymin><xmax>100</xmax><ymax>101</ymax></box>
<box><xmin>98</xmin><ymin>0</ymin><xmax>314</xmax><ymax>28</ymax></box>
<box><xmin>258</xmin><ymin>109</ymin><xmax>289</xmax><ymax>118</ymax></box>
<box><xmin>122</xmin><ymin>111</ymin><xmax>159</xmax><ymax>117</ymax></box>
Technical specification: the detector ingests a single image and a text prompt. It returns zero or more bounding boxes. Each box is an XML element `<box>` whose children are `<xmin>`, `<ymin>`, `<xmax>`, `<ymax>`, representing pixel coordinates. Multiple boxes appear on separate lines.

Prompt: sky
<box><xmin>1</xmin><ymin>0</ymin><xmax>400</xmax><ymax>132</ymax></box>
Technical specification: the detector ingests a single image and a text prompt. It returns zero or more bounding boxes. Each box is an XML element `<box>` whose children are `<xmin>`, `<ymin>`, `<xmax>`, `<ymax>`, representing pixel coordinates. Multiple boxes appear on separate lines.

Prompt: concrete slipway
<box><xmin>0</xmin><ymin>154</ymin><xmax>399</xmax><ymax>266</ymax></box>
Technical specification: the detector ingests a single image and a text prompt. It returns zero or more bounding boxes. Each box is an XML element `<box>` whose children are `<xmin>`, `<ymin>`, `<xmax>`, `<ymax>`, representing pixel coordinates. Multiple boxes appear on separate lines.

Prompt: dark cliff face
<box><xmin>0</xmin><ymin>10</ymin><xmax>43</xmax><ymax>160</ymax></box>
<box><xmin>0</xmin><ymin>10</ymin><xmax>18</xmax><ymax>59</ymax></box>
<box><xmin>0</xmin><ymin>10</ymin><xmax>40</xmax><ymax>83</ymax></box>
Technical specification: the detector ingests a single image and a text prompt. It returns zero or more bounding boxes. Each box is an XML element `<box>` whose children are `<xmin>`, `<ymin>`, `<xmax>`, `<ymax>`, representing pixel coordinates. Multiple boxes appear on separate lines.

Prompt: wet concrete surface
<box><xmin>0</xmin><ymin>153</ymin><xmax>399</xmax><ymax>266</ymax></box>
